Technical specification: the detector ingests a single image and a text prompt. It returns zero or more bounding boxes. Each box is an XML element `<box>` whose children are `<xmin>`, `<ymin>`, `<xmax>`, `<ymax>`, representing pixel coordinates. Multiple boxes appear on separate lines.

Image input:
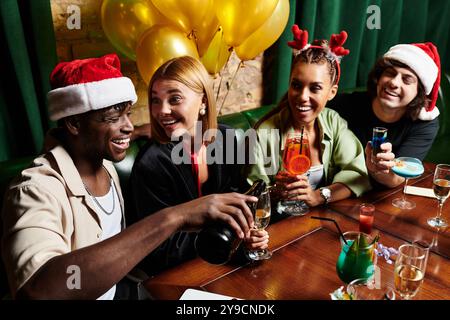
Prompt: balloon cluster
<box><xmin>101</xmin><ymin>0</ymin><xmax>290</xmax><ymax>84</ymax></box>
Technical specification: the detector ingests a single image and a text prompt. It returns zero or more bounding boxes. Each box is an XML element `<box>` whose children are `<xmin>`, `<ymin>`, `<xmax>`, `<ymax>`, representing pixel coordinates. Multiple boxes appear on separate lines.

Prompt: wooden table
<box><xmin>144</xmin><ymin>163</ymin><xmax>450</xmax><ymax>300</ymax></box>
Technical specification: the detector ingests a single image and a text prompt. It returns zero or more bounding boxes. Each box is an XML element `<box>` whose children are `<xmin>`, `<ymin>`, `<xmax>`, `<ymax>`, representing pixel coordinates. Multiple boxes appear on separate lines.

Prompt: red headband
<box><xmin>287</xmin><ymin>25</ymin><xmax>350</xmax><ymax>84</ymax></box>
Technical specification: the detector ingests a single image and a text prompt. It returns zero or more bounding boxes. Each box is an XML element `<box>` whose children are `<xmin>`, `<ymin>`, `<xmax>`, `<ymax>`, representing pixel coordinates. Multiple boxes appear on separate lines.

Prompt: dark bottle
<box><xmin>195</xmin><ymin>180</ymin><xmax>266</xmax><ymax>264</ymax></box>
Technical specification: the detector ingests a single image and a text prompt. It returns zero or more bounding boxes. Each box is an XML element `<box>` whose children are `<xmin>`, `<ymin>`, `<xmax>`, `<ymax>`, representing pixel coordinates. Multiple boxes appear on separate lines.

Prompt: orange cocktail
<box><xmin>282</xmin><ymin>133</ymin><xmax>311</xmax><ymax>175</ymax></box>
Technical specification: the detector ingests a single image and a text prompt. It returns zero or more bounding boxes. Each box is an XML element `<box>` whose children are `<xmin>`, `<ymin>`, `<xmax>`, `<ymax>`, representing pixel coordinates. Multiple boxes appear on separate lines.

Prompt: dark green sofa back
<box><xmin>425</xmin><ymin>72</ymin><xmax>450</xmax><ymax>164</ymax></box>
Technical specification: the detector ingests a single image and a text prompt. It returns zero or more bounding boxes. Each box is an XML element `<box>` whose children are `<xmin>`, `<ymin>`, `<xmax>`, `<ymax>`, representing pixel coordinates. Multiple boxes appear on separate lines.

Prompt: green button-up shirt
<box><xmin>246</xmin><ymin>107</ymin><xmax>371</xmax><ymax>197</ymax></box>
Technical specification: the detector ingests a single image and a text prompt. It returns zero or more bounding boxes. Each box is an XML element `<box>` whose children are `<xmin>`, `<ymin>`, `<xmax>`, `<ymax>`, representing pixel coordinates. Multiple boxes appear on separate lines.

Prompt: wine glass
<box><xmin>427</xmin><ymin>164</ymin><xmax>450</xmax><ymax>228</ymax></box>
<box><xmin>391</xmin><ymin>157</ymin><xmax>424</xmax><ymax>210</ymax></box>
<box><xmin>247</xmin><ymin>188</ymin><xmax>272</xmax><ymax>261</ymax></box>
<box><xmin>277</xmin><ymin>129</ymin><xmax>311</xmax><ymax>216</ymax></box>
<box><xmin>394</xmin><ymin>243</ymin><xmax>428</xmax><ymax>300</ymax></box>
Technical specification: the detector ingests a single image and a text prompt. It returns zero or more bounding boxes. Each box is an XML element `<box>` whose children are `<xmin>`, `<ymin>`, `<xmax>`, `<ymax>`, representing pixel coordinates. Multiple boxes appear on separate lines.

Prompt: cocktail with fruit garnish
<box><xmin>278</xmin><ymin>129</ymin><xmax>311</xmax><ymax>216</ymax></box>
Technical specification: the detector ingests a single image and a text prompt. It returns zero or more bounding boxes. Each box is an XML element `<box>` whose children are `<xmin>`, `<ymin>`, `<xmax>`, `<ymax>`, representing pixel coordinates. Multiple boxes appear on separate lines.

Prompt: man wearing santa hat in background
<box><xmin>1</xmin><ymin>53</ymin><xmax>256</xmax><ymax>299</ymax></box>
<box><xmin>328</xmin><ymin>42</ymin><xmax>441</xmax><ymax>188</ymax></box>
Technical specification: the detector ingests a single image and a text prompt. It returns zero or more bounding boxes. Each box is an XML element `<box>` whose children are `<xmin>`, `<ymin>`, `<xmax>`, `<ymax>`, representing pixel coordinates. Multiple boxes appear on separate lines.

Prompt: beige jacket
<box><xmin>1</xmin><ymin>144</ymin><xmax>124</xmax><ymax>296</ymax></box>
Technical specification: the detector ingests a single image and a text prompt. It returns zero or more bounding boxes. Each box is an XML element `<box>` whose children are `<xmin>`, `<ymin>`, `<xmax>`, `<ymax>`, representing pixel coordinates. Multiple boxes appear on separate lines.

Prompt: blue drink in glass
<box><xmin>371</xmin><ymin>127</ymin><xmax>388</xmax><ymax>161</ymax></box>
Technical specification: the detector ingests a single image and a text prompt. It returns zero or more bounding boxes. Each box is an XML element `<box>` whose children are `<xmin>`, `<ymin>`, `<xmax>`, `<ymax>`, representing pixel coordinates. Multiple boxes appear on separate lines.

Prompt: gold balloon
<box><xmin>196</xmin><ymin>15</ymin><xmax>220</xmax><ymax>57</ymax></box>
<box><xmin>136</xmin><ymin>25</ymin><xmax>199</xmax><ymax>84</ymax></box>
<box><xmin>101</xmin><ymin>0</ymin><xmax>166</xmax><ymax>61</ymax></box>
<box><xmin>151</xmin><ymin>0</ymin><xmax>215</xmax><ymax>35</ymax></box>
<box><xmin>235</xmin><ymin>0</ymin><xmax>290</xmax><ymax>61</ymax></box>
<box><xmin>215</xmin><ymin>0</ymin><xmax>278</xmax><ymax>47</ymax></box>
<box><xmin>201</xmin><ymin>27</ymin><xmax>232</xmax><ymax>75</ymax></box>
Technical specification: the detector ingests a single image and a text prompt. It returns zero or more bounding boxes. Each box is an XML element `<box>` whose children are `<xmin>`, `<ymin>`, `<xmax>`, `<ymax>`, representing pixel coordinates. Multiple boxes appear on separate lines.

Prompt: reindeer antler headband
<box><xmin>287</xmin><ymin>25</ymin><xmax>350</xmax><ymax>84</ymax></box>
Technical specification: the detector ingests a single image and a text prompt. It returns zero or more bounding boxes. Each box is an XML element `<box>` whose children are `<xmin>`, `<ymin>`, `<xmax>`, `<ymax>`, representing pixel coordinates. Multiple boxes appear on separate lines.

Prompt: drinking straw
<box><xmin>310</xmin><ymin>216</ymin><xmax>349</xmax><ymax>245</ymax></box>
<box><xmin>299</xmin><ymin>126</ymin><xmax>304</xmax><ymax>155</ymax></box>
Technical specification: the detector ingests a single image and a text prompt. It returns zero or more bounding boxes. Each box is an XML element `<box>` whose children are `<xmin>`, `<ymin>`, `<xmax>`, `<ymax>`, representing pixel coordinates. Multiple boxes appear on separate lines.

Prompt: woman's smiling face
<box><xmin>150</xmin><ymin>79</ymin><xmax>203</xmax><ymax>139</ymax></box>
<box><xmin>288</xmin><ymin>61</ymin><xmax>338</xmax><ymax>128</ymax></box>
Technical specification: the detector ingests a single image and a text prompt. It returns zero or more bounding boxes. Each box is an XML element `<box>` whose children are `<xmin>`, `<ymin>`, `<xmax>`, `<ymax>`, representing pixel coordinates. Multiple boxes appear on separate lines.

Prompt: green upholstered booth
<box><xmin>425</xmin><ymin>73</ymin><xmax>450</xmax><ymax>164</ymax></box>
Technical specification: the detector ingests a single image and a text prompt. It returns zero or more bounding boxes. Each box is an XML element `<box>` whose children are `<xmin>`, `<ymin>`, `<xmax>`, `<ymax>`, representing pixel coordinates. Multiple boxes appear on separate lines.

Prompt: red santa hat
<box><xmin>383</xmin><ymin>43</ymin><xmax>441</xmax><ymax>121</ymax></box>
<box><xmin>47</xmin><ymin>53</ymin><xmax>137</xmax><ymax>121</ymax></box>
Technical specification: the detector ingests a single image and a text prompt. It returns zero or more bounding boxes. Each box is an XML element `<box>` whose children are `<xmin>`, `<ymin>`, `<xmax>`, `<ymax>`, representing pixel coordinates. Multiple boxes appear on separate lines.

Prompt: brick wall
<box><xmin>50</xmin><ymin>0</ymin><xmax>263</xmax><ymax>126</ymax></box>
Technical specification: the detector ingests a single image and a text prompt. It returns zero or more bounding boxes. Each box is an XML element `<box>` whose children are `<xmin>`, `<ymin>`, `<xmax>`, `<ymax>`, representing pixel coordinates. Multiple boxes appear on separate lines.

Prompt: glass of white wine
<box><xmin>247</xmin><ymin>188</ymin><xmax>272</xmax><ymax>261</ymax></box>
<box><xmin>394</xmin><ymin>243</ymin><xmax>428</xmax><ymax>300</ymax></box>
<box><xmin>427</xmin><ymin>164</ymin><xmax>450</xmax><ymax>228</ymax></box>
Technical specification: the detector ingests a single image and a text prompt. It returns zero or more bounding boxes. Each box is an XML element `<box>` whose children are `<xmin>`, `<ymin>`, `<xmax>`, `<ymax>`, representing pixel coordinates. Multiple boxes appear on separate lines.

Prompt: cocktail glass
<box><xmin>336</xmin><ymin>231</ymin><xmax>377</xmax><ymax>284</ymax></box>
<box><xmin>277</xmin><ymin>130</ymin><xmax>311</xmax><ymax>216</ymax></box>
<box><xmin>391</xmin><ymin>157</ymin><xmax>424</xmax><ymax>210</ymax></box>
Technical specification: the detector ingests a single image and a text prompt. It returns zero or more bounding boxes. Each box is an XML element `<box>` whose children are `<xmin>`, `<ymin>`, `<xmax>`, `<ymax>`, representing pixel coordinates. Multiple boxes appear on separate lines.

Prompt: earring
<box><xmin>199</xmin><ymin>103</ymin><xmax>206</xmax><ymax>116</ymax></box>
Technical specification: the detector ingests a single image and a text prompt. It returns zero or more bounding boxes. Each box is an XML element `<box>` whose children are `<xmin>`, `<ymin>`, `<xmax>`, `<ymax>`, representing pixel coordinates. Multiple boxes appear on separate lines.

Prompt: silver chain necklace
<box><xmin>82</xmin><ymin>167</ymin><xmax>115</xmax><ymax>216</ymax></box>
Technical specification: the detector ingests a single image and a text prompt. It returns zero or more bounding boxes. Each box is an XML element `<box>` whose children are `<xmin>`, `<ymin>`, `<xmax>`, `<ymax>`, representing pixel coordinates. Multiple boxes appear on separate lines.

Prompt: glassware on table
<box><xmin>391</xmin><ymin>157</ymin><xmax>424</xmax><ymax>210</ymax></box>
<box><xmin>247</xmin><ymin>188</ymin><xmax>272</xmax><ymax>261</ymax></box>
<box><xmin>347</xmin><ymin>278</ymin><xmax>396</xmax><ymax>300</ymax></box>
<box><xmin>371</xmin><ymin>127</ymin><xmax>388</xmax><ymax>163</ymax></box>
<box><xmin>277</xmin><ymin>129</ymin><xmax>311</xmax><ymax>216</ymax></box>
<box><xmin>427</xmin><ymin>164</ymin><xmax>450</xmax><ymax>228</ymax></box>
<box><xmin>336</xmin><ymin>231</ymin><xmax>378</xmax><ymax>284</ymax></box>
<box><xmin>359</xmin><ymin>203</ymin><xmax>375</xmax><ymax>234</ymax></box>
<box><xmin>394</xmin><ymin>243</ymin><xmax>428</xmax><ymax>300</ymax></box>
<box><xmin>195</xmin><ymin>180</ymin><xmax>266</xmax><ymax>265</ymax></box>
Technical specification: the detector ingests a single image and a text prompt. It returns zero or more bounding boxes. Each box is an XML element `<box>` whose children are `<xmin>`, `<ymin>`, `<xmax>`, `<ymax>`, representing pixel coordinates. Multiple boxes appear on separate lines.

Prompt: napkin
<box><xmin>180</xmin><ymin>288</ymin><xmax>241</xmax><ymax>300</ymax></box>
<box><xmin>404</xmin><ymin>186</ymin><xmax>435</xmax><ymax>198</ymax></box>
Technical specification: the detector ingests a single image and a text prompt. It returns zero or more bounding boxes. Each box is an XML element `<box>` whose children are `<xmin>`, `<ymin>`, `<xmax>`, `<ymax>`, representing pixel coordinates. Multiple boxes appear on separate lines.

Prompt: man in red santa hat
<box><xmin>328</xmin><ymin>42</ymin><xmax>441</xmax><ymax>188</ymax></box>
<box><xmin>1</xmin><ymin>54</ymin><xmax>256</xmax><ymax>299</ymax></box>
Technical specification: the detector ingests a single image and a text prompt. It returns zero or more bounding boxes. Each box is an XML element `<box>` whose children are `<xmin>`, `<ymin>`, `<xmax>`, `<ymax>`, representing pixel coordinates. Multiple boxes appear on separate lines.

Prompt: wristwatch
<box><xmin>319</xmin><ymin>187</ymin><xmax>331</xmax><ymax>205</ymax></box>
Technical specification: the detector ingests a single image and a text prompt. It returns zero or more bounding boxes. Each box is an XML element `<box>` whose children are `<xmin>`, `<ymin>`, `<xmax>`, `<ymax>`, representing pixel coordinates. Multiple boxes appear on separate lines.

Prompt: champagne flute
<box><xmin>247</xmin><ymin>188</ymin><xmax>272</xmax><ymax>261</ymax></box>
<box><xmin>394</xmin><ymin>243</ymin><xmax>428</xmax><ymax>299</ymax></box>
<box><xmin>427</xmin><ymin>164</ymin><xmax>450</xmax><ymax>228</ymax></box>
<box><xmin>391</xmin><ymin>157</ymin><xmax>424</xmax><ymax>210</ymax></box>
<box><xmin>277</xmin><ymin>128</ymin><xmax>311</xmax><ymax>216</ymax></box>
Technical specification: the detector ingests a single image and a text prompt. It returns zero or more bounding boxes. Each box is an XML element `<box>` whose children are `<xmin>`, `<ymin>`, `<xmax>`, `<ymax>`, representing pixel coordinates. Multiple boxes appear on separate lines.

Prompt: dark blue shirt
<box><xmin>327</xmin><ymin>91</ymin><xmax>439</xmax><ymax>161</ymax></box>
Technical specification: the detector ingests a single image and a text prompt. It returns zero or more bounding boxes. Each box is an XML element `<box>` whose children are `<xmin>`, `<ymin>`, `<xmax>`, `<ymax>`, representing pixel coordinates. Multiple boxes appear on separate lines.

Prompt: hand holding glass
<box><xmin>247</xmin><ymin>188</ymin><xmax>272</xmax><ymax>261</ymax></box>
<box><xmin>427</xmin><ymin>164</ymin><xmax>450</xmax><ymax>228</ymax></box>
<box><xmin>371</xmin><ymin>127</ymin><xmax>387</xmax><ymax>163</ymax></box>
<box><xmin>391</xmin><ymin>157</ymin><xmax>424</xmax><ymax>210</ymax></box>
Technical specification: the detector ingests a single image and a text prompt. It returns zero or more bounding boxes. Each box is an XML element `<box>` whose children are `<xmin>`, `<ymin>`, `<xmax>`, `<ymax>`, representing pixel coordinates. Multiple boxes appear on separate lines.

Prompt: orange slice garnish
<box><xmin>288</xmin><ymin>154</ymin><xmax>311</xmax><ymax>175</ymax></box>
